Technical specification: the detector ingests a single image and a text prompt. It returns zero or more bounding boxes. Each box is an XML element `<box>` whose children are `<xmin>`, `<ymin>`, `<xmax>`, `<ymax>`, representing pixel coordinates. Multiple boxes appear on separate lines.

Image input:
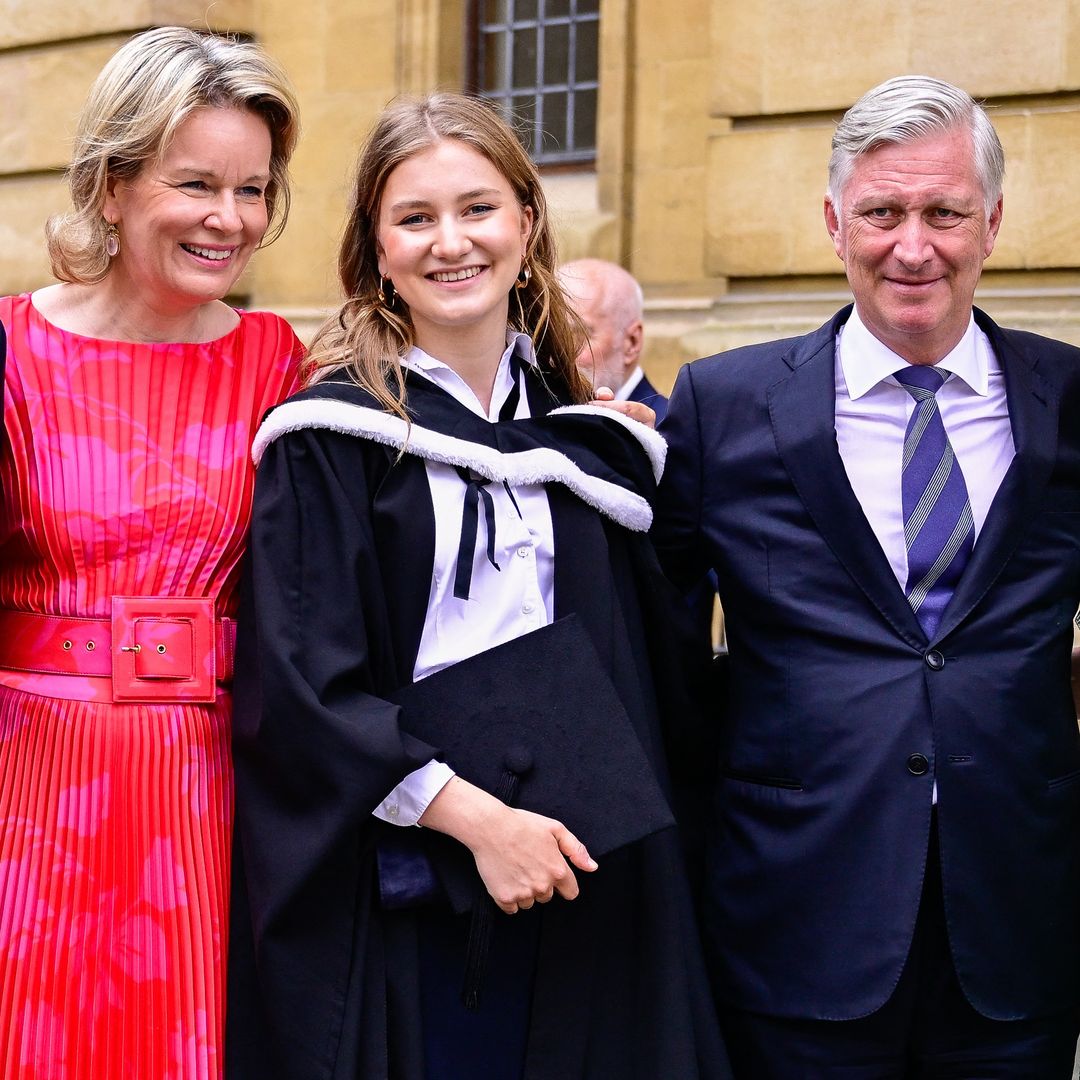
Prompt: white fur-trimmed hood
<box><xmin>252</xmin><ymin>399</ymin><xmax>666</xmax><ymax>533</ymax></box>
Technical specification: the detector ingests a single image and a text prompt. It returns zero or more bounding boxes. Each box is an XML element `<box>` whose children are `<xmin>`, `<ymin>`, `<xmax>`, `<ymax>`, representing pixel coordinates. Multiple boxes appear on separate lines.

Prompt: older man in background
<box><xmin>559</xmin><ymin>258</ymin><xmax>667</xmax><ymax>422</ymax></box>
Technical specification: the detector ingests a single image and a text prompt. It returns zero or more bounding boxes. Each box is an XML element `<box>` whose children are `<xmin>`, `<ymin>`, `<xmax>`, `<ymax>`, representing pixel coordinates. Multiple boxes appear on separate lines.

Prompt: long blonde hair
<box><xmin>304</xmin><ymin>92</ymin><xmax>590</xmax><ymax>416</ymax></box>
<box><xmin>47</xmin><ymin>26</ymin><xmax>299</xmax><ymax>285</ymax></box>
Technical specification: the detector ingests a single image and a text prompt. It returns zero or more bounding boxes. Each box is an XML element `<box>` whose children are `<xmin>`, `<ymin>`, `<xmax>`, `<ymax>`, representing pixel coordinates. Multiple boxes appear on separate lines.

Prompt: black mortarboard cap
<box><xmin>380</xmin><ymin>613</ymin><xmax>674</xmax><ymax>910</ymax></box>
<box><xmin>381</xmin><ymin>613</ymin><xmax>674</xmax><ymax>1006</ymax></box>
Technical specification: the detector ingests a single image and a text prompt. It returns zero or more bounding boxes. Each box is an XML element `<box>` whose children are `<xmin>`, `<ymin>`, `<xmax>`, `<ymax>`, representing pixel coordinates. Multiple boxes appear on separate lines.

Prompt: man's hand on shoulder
<box><xmin>590</xmin><ymin>385</ymin><xmax>656</xmax><ymax>429</ymax></box>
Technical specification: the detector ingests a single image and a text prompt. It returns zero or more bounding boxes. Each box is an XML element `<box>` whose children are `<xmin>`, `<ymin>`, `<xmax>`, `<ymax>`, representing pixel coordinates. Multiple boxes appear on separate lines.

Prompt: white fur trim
<box><xmin>252</xmin><ymin>399</ymin><xmax>656</xmax><ymax>531</ymax></box>
<box><xmin>547</xmin><ymin>404</ymin><xmax>666</xmax><ymax>482</ymax></box>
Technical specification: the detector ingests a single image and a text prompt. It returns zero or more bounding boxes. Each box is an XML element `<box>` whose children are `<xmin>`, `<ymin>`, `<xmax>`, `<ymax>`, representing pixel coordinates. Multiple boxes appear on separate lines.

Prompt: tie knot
<box><xmin>894</xmin><ymin>365</ymin><xmax>947</xmax><ymax>396</ymax></box>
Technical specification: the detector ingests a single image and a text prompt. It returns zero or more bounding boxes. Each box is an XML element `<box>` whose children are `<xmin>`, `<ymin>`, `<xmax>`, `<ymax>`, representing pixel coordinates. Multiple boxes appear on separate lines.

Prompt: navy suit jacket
<box><xmin>654</xmin><ymin>306</ymin><xmax>1080</xmax><ymax>1022</ymax></box>
<box><xmin>627</xmin><ymin>371</ymin><xmax>668</xmax><ymax>424</ymax></box>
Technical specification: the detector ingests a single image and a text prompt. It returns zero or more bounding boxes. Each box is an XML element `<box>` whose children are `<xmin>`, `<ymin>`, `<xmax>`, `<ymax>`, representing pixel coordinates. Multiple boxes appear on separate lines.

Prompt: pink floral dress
<box><xmin>0</xmin><ymin>294</ymin><xmax>302</xmax><ymax>1079</ymax></box>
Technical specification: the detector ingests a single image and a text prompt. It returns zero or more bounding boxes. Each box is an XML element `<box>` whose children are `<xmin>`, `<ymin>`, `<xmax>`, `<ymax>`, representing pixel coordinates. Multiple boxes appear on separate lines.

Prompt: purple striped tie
<box><xmin>894</xmin><ymin>366</ymin><xmax>974</xmax><ymax>638</ymax></box>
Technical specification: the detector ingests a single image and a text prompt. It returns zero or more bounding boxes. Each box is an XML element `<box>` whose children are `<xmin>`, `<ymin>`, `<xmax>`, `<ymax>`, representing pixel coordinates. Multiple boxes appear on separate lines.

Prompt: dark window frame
<box><xmin>467</xmin><ymin>0</ymin><xmax>600</xmax><ymax>166</ymax></box>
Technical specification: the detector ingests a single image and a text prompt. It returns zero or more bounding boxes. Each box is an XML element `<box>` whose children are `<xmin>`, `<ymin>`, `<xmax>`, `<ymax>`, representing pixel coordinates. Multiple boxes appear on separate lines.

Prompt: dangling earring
<box><xmin>515</xmin><ymin>263</ymin><xmax>532</xmax><ymax>290</ymax></box>
<box><xmin>105</xmin><ymin>223</ymin><xmax>120</xmax><ymax>259</ymax></box>
<box><xmin>377</xmin><ymin>274</ymin><xmax>395</xmax><ymax>308</ymax></box>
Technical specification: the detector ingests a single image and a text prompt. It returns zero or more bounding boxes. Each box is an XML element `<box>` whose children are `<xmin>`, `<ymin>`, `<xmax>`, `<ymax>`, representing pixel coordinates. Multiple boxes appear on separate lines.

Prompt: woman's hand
<box><xmin>419</xmin><ymin>776</ymin><xmax>597</xmax><ymax>913</ymax></box>
<box><xmin>589</xmin><ymin>385</ymin><xmax>657</xmax><ymax>429</ymax></box>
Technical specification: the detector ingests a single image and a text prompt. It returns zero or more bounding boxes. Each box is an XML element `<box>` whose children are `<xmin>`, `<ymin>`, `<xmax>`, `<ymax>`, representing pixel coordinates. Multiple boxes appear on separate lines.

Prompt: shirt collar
<box><xmin>839</xmin><ymin>306</ymin><xmax>989</xmax><ymax>400</ymax></box>
<box><xmin>615</xmin><ymin>366</ymin><xmax>645</xmax><ymax>402</ymax></box>
<box><xmin>402</xmin><ymin>331</ymin><xmax>538</xmax><ymax>419</ymax></box>
<box><xmin>404</xmin><ymin>330</ymin><xmax>537</xmax><ymax>373</ymax></box>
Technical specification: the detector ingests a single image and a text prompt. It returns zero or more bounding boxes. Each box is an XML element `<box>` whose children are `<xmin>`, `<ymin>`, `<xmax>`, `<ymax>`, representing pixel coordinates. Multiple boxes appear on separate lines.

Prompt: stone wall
<box><xmin>626</xmin><ymin>0</ymin><xmax>1080</xmax><ymax>391</ymax></box>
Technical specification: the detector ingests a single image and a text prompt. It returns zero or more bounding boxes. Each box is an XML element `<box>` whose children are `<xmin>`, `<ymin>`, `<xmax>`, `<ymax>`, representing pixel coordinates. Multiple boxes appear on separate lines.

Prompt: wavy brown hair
<box><xmin>304</xmin><ymin>92</ymin><xmax>590</xmax><ymax>415</ymax></box>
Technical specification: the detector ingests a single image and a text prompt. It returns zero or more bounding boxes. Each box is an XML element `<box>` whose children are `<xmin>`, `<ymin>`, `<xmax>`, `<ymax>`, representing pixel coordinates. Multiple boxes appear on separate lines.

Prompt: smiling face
<box><xmin>375</xmin><ymin>138</ymin><xmax>533</xmax><ymax>358</ymax></box>
<box><xmin>824</xmin><ymin>127</ymin><xmax>1002</xmax><ymax>365</ymax></box>
<box><xmin>104</xmin><ymin>106</ymin><xmax>272</xmax><ymax>317</ymax></box>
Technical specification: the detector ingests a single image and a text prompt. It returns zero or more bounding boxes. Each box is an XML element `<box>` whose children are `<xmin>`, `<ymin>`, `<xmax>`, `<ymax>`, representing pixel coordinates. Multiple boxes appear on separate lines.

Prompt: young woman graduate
<box><xmin>226</xmin><ymin>93</ymin><xmax>730</xmax><ymax>1080</ymax></box>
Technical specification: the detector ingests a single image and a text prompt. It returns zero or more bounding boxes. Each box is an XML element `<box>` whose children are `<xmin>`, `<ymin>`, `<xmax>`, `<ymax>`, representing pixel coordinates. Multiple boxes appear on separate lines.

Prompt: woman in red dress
<box><xmin>0</xmin><ymin>27</ymin><xmax>302</xmax><ymax>1079</ymax></box>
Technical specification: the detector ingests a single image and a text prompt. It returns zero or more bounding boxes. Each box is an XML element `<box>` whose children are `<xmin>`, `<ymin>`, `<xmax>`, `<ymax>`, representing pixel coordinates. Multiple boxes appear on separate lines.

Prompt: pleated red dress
<box><xmin>0</xmin><ymin>294</ymin><xmax>302</xmax><ymax>1080</ymax></box>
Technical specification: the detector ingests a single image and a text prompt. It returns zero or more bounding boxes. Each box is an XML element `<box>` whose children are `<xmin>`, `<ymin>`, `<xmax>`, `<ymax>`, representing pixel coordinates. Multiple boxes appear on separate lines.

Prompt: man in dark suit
<box><xmin>559</xmin><ymin>258</ymin><xmax>668</xmax><ymax>422</ymax></box>
<box><xmin>654</xmin><ymin>74</ymin><xmax>1080</xmax><ymax>1077</ymax></box>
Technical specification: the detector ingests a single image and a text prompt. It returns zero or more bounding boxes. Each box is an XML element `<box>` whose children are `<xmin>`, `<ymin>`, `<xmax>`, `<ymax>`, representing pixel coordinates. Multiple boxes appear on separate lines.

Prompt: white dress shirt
<box><xmin>834</xmin><ymin>307</ymin><xmax>1015</xmax><ymax>589</ymax></box>
<box><xmin>615</xmin><ymin>366</ymin><xmax>646</xmax><ymax>401</ymax></box>
<box><xmin>373</xmin><ymin>333</ymin><xmax>556</xmax><ymax>825</ymax></box>
<box><xmin>835</xmin><ymin>307</ymin><xmax>1016</xmax><ymax>804</ymax></box>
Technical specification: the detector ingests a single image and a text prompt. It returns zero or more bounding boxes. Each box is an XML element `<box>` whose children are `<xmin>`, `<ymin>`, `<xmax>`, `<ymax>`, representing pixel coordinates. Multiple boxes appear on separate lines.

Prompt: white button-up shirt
<box><xmin>834</xmin><ymin>306</ymin><xmax>1015</xmax><ymax>589</ymax></box>
<box><xmin>373</xmin><ymin>333</ymin><xmax>556</xmax><ymax>825</ymax></box>
<box><xmin>834</xmin><ymin>307</ymin><xmax>1016</xmax><ymax>805</ymax></box>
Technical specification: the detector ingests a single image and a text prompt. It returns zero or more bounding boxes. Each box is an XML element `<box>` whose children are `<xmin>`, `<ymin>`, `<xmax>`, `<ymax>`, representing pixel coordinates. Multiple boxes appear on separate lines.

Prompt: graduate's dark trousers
<box><xmin>719</xmin><ymin>819</ymin><xmax>1080</xmax><ymax>1079</ymax></box>
<box><xmin>417</xmin><ymin>905</ymin><xmax>541</xmax><ymax>1080</ymax></box>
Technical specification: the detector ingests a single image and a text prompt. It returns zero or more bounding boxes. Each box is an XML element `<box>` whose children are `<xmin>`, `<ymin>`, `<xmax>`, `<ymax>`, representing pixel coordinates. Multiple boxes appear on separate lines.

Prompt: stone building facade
<box><xmin>3</xmin><ymin>0</ymin><xmax>1079</xmax><ymax>394</ymax></box>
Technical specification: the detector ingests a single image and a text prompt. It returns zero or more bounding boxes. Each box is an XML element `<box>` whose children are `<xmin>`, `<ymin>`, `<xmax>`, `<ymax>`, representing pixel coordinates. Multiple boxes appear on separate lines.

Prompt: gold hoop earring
<box><xmin>514</xmin><ymin>263</ymin><xmax>532</xmax><ymax>290</ymax></box>
<box><xmin>377</xmin><ymin>275</ymin><xmax>395</xmax><ymax>308</ymax></box>
<box><xmin>105</xmin><ymin>223</ymin><xmax>120</xmax><ymax>259</ymax></box>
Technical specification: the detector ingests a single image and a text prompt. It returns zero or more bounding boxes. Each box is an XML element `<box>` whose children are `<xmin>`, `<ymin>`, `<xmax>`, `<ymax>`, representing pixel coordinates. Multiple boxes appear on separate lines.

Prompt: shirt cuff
<box><xmin>373</xmin><ymin>761</ymin><xmax>456</xmax><ymax>826</ymax></box>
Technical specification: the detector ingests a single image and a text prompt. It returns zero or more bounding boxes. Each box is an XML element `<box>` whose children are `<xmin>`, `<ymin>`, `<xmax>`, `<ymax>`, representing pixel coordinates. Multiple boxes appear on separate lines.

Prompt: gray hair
<box><xmin>47</xmin><ymin>26</ymin><xmax>300</xmax><ymax>284</ymax></box>
<box><xmin>559</xmin><ymin>258</ymin><xmax>644</xmax><ymax>334</ymax></box>
<box><xmin>827</xmin><ymin>75</ymin><xmax>1004</xmax><ymax>216</ymax></box>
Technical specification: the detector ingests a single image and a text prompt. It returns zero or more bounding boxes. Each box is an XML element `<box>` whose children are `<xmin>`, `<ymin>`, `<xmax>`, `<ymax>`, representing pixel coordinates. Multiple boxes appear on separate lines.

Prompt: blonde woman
<box><xmin>0</xmin><ymin>27</ymin><xmax>301</xmax><ymax>1079</ymax></box>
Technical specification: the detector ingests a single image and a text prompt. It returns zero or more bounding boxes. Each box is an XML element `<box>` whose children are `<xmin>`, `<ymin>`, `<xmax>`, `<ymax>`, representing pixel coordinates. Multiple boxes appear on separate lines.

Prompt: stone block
<box><xmin>637</xmin><ymin>0</ymin><xmax>710</xmax><ymax>62</ymax></box>
<box><xmin>647</xmin><ymin>58</ymin><xmax>712</xmax><ymax>172</ymax></box>
<box><xmin>0</xmin><ymin>175</ymin><xmax>68</xmax><ymax>295</ymax></box>
<box><xmin>1007</xmin><ymin>111</ymin><xmax>1080</xmax><ymax>268</ymax></box>
<box><xmin>978</xmin><ymin>110</ymin><xmax>1080</xmax><ymax>271</ymax></box>
<box><xmin>630</xmin><ymin>165</ymin><xmax>710</xmax><ymax>283</ymax></box>
<box><xmin>0</xmin><ymin>40</ymin><xmax>121</xmax><ymax>174</ymax></box>
<box><xmin>709</xmin><ymin>0</ymin><xmax>766</xmax><ymax>116</ymax></box>
<box><xmin>545</xmin><ymin>173</ymin><xmax>618</xmax><ymax>264</ymax></box>
<box><xmin>1067</xmin><ymin>4</ymin><xmax>1080</xmax><ymax>87</ymax></box>
<box><xmin>985</xmin><ymin>112</ymin><xmax>1032</xmax><ymax>270</ymax></box>
<box><xmin>705</xmin><ymin>124</ymin><xmax>836</xmax><ymax>277</ymax></box>
<box><xmin>710</xmin><ymin>0</ymin><xmax>911</xmax><ymax>116</ymax></box>
<box><xmin>0</xmin><ymin>1</ymin><xmax>251</xmax><ymax>50</ymax></box>
<box><xmin>324</xmin><ymin>3</ymin><xmax>399</xmax><ymax>94</ymax></box>
<box><xmin>909</xmin><ymin>0</ymin><xmax>1070</xmax><ymax>97</ymax></box>
<box><xmin>256</xmin><ymin>0</ymin><xmax>329</xmax><ymax>97</ymax></box>
<box><xmin>708</xmin><ymin>0</ymin><xmax>1075</xmax><ymax>118</ymax></box>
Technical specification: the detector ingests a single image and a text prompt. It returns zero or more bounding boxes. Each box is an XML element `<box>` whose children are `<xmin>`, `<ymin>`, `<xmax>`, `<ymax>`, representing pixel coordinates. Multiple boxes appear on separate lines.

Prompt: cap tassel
<box><xmin>460</xmin><ymin>766</ymin><xmax>523</xmax><ymax>1010</ymax></box>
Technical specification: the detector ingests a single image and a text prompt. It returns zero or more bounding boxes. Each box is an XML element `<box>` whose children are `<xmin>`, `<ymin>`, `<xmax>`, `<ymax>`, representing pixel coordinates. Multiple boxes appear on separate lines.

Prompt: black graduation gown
<box><xmin>226</xmin><ymin>368</ymin><xmax>730</xmax><ymax>1080</ymax></box>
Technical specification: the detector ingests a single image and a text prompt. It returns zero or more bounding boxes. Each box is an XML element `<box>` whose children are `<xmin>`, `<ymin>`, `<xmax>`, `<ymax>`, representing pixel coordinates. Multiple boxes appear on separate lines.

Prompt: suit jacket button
<box><xmin>925</xmin><ymin>650</ymin><xmax>945</xmax><ymax>670</ymax></box>
<box><xmin>907</xmin><ymin>753</ymin><xmax>930</xmax><ymax>776</ymax></box>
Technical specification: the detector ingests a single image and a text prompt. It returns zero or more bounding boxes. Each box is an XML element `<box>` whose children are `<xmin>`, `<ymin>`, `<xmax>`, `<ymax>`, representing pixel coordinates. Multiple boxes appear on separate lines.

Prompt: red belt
<box><xmin>0</xmin><ymin>598</ymin><xmax>235</xmax><ymax>703</ymax></box>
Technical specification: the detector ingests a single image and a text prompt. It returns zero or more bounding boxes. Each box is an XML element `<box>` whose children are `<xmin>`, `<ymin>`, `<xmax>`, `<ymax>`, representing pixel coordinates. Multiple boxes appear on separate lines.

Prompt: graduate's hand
<box><xmin>589</xmin><ymin>386</ymin><xmax>656</xmax><ymax>429</ymax></box>
<box><xmin>470</xmin><ymin>804</ymin><xmax>597</xmax><ymax>913</ymax></box>
<box><xmin>419</xmin><ymin>777</ymin><xmax>597</xmax><ymax>914</ymax></box>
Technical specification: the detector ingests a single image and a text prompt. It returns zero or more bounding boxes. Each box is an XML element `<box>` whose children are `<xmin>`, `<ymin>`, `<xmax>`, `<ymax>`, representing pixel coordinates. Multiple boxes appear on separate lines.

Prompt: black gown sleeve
<box><xmin>654</xmin><ymin>364</ymin><xmax>712</xmax><ymax>592</ymax></box>
<box><xmin>227</xmin><ymin>428</ymin><xmax>435</xmax><ymax>1080</ymax></box>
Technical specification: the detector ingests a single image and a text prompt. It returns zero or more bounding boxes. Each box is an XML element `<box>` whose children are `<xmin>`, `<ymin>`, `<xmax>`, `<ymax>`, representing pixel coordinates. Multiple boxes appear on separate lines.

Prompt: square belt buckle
<box><xmin>111</xmin><ymin>596</ymin><xmax>217</xmax><ymax>703</ymax></box>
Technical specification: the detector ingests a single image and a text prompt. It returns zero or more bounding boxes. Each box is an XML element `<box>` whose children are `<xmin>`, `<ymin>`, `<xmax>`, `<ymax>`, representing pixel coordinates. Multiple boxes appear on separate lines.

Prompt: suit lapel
<box><xmin>768</xmin><ymin>310</ymin><xmax>927</xmax><ymax>648</ymax></box>
<box><xmin>933</xmin><ymin>311</ymin><xmax>1059</xmax><ymax>641</ymax></box>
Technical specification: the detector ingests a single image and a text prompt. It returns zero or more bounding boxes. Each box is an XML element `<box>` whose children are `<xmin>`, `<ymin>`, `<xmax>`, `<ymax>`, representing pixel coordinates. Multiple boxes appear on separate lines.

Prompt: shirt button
<box><xmin>925</xmin><ymin>650</ymin><xmax>945</xmax><ymax>670</ymax></box>
<box><xmin>522</xmin><ymin>601</ymin><xmax>535</xmax><ymax>614</ymax></box>
<box><xmin>906</xmin><ymin>753</ymin><xmax>930</xmax><ymax>776</ymax></box>
<box><xmin>387</xmin><ymin>804</ymin><xmax>399</xmax><ymax>818</ymax></box>
<box><xmin>517</xmin><ymin>547</ymin><xmax>530</xmax><ymax>559</ymax></box>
